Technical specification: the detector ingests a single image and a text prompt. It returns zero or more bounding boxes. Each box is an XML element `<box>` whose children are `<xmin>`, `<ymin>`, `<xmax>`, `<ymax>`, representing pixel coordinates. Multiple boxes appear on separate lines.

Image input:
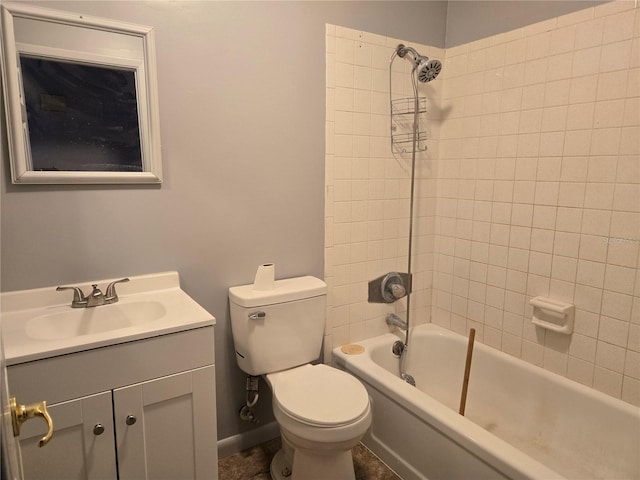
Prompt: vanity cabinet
<box><xmin>19</xmin><ymin>391</ymin><xmax>117</xmax><ymax>479</ymax></box>
<box><xmin>8</xmin><ymin>326</ymin><xmax>217</xmax><ymax>480</ymax></box>
<box><xmin>114</xmin><ymin>366</ymin><xmax>215</xmax><ymax>480</ymax></box>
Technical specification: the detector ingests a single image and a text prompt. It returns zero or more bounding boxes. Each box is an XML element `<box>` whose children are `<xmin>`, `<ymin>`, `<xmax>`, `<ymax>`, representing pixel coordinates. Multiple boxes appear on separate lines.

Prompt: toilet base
<box><xmin>270</xmin><ymin>450</ymin><xmax>292</xmax><ymax>480</ymax></box>
<box><xmin>269</xmin><ymin>432</ymin><xmax>357</xmax><ymax>480</ymax></box>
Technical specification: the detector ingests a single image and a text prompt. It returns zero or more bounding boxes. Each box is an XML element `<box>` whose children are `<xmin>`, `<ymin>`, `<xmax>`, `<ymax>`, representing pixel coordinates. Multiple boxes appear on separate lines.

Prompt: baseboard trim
<box><xmin>217</xmin><ymin>421</ymin><xmax>280</xmax><ymax>458</ymax></box>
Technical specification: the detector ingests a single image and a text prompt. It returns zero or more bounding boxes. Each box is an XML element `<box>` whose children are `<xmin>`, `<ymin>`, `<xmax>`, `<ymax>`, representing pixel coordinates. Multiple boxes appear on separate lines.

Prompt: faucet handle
<box><xmin>56</xmin><ymin>286</ymin><xmax>87</xmax><ymax>308</ymax></box>
<box><xmin>105</xmin><ymin>278</ymin><xmax>130</xmax><ymax>304</ymax></box>
<box><xmin>389</xmin><ymin>283</ymin><xmax>406</xmax><ymax>299</ymax></box>
<box><xmin>381</xmin><ymin>272</ymin><xmax>408</xmax><ymax>303</ymax></box>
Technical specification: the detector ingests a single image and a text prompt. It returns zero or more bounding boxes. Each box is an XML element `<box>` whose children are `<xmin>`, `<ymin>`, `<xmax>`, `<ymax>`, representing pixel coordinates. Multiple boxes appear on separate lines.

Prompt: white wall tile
<box><xmin>625</xmin><ymin>349</ymin><xmax>640</xmax><ymax>378</ymax></box>
<box><xmin>573</xmin><ymin>46</ymin><xmax>602</xmax><ymax>77</ymax></box>
<box><xmin>602</xmin><ymin>10</ymin><xmax>636</xmax><ymax>44</ymax></box>
<box><xmin>588</xmin><ymin>156</ymin><xmax>618</xmax><ymax>182</ymax></box>
<box><xmin>326</xmin><ymin>25</ymin><xmax>437</xmax><ymax>357</ymax></box>
<box><xmin>606</xmin><ymin>270</ymin><xmax>634</xmax><ymax>307</ymax></box>
<box><xmin>531</xmin><ymin>228</ymin><xmax>555</xmax><ymax>253</ymax></box>
<box><xmin>619</xmin><ymin>126</ymin><xmax>640</xmax><ymax>155</ymax></box>
<box><xmin>550</xmin><ymin>25</ymin><xmax>576</xmax><ymax>53</ymax></box>
<box><xmin>599</xmin><ymin>40</ymin><xmax>633</xmax><ymax>73</ymax></box>
<box><xmin>595</xmin><ymin>340</ymin><xmax>626</xmax><ymax>372</ymax></box>
<box><xmin>593</xmin><ymin>365</ymin><xmax>623</xmax><ymax>397</ymax></box>
<box><xmin>597</xmin><ymin>70</ymin><xmax>629</xmax><ymax>101</ymax></box>
<box><xmin>611</xmin><ymin>211</ymin><xmax>640</xmax><ymax>240</ymax></box>
<box><xmin>564</xmin><ymin>130</ymin><xmax>592</xmax><ymax>155</ymax></box>
<box><xmin>569</xmin><ymin>76</ymin><xmax>598</xmax><ymax>104</ymax></box>
<box><xmin>581</xmin><ymin>209</ymin><xmax>611</xmax><ymax>237</ymax></box>
<box><xmin>598</xmin><ymin>315</ymin><xmax>630</xmax><ymax>347</ymax></box>
<box><xmin>354</xmin><ymin>42</ymin><xmax>372</xmax><ymax>67</ymax></box>
<box><xmin>327</xmin><ymin>9</ymin><xmax>639</xmax><ymax>406</ymax></box>
<box><xmin>602</xmin><ymin>290</ymin><xmax>633</xmax><ymax>321</ymax></box>
<box><xmin>561</xmin><ymin>156</ymin><xmax>589</xmax><ymax>181</ymax></box>
<box><xmin>622</xmin><ymin>376</ymin><xmax>640</xmax><ymax>406</ymax></box>
<box><xmin>584</xmin><ymin>183</ymin><xmax>615</xmax><ymax>209</ymax></box>
<box><xmin>594</xmin><ymin>99</ymin><xmax>626</xmax><ymax>128</ymax></box>
<box><xmin>566</xmin><ymin>103</ymin><xmax>595</xmax><ymax>131</ymax></box>
<box><xmin>574</xmin><ymin>17</ymin><xmax>604</xmax><ymax>50</ymax></box>
<box><xmin>568</xmin><ymin>356</ymin><xmax>595</xmax><ymax>386</ymax></box>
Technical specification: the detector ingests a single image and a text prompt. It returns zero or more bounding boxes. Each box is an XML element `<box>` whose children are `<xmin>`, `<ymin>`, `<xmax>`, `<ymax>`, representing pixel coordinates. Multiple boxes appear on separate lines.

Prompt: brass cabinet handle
<box><xmin>93</xmin><ymin>424</ymin><xmax>105</xmax><ymax>435</ymax></box>
<box><xmin>125</xmin><ymin>415</ymin><xmax>137</xmax><ymax>425</ymax></box>
<box><xmin>10</xmin><ymin>396</ymin><xmax>54</xmax><ymax>447</ymax></box>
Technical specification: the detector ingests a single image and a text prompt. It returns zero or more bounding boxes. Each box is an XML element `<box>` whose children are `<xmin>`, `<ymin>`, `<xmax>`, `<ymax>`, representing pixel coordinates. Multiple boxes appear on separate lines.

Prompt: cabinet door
<box><xmin>19</xmin><ymin>391</ymin><xmax>117</xmax><ymax>480</ymax></box>
<box><xmin>114</xmin><ymin>365</ymin><xmax>217</xmax><ymax>480</ymax></box>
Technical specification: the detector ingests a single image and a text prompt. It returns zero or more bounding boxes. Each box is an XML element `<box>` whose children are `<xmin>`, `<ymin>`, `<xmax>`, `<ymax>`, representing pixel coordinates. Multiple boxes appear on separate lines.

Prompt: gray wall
<box><xmin>0</xmin><ymin>0</ymin><xmax>446</xmax><ymax>443</ymax></box>
<box><xmin>445</xmin><ymin>0</ymin><xmax>609</xmax><ymax>47</ymax></box>
<box><xmin>1</xmin><ymin>0</ymin><xmax>611</xmax><ymax>446</ymax></box>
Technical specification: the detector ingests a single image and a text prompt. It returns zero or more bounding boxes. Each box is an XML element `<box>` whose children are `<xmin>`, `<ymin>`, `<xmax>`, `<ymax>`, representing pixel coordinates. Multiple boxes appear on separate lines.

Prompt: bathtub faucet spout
<box><xmin>386</xmin><ymin>313</ymin><xmax>408</xmax><ymax>330</ymax></box>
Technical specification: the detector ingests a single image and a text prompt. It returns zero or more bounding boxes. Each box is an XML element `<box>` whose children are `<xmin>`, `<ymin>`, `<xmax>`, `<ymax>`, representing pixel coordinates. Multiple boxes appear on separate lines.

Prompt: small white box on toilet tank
<box><xmin>229</xmin><ymin>276</ymin><xmax>327</xmax><ymax>376</ymax></box>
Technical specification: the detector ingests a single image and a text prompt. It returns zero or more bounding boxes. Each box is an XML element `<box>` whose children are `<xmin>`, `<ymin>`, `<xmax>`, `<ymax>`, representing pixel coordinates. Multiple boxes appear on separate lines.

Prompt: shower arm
<box><xmin>396</xmin><ymin>44</ymin><xmax>430</xmax><ymax>71</ymax></box>
<box><xmin>396</xmin><ymin>44</ymin><xmax>419</xmax><ymax>61</ymax></box>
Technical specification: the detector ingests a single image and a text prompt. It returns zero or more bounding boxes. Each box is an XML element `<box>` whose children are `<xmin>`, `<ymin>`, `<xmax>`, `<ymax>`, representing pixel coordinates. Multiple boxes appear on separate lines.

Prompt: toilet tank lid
<box><xmin>229</xmin><ymin>276</ymin><xmax>327</xmax><ymax>307</ymax></box>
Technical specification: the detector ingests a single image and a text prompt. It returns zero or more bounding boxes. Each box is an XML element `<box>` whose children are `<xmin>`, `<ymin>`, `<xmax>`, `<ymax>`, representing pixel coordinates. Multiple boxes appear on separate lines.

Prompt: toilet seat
<box><xmin>271</xmin><ymin>364</ymin><xmax>369</xmax><ymax>427</ymax></box>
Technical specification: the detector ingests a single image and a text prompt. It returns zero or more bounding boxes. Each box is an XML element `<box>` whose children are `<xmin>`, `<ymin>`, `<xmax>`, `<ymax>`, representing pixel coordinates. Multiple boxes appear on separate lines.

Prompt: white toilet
<box><xmin>229</xmin><ymin>276</ymin><xmax>371</xmax><ymax>480</ymax></box>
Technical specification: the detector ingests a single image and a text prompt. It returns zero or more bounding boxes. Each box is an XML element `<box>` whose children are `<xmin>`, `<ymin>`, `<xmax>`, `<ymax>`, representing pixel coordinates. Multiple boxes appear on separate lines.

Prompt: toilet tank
<box><xmin>229</xmin><ymin>276</ymin><xmax>327</xmax><ymax>376</ymax></box>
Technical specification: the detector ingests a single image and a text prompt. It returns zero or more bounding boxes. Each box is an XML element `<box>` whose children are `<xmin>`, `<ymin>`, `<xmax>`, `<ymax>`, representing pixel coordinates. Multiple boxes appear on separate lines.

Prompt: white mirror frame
<box><xmin>0</xmin><ymin>3</ymin><xmax>162</xmax><ymax>184</ymax></box>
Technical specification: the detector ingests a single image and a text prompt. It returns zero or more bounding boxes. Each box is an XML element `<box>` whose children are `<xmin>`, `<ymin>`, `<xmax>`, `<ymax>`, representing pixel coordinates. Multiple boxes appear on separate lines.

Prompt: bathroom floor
<box><xmin>218</xmin><ymin>438</ymin><xmax>402</xmax><ymax>480</ymax></box>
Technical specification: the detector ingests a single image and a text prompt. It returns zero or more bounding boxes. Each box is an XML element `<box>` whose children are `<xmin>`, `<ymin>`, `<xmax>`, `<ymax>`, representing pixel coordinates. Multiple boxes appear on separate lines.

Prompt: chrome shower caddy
<box><xmin>390</xmin><ymin>96</ymin><xmax>428</xmax><ymax>154</ymax></box>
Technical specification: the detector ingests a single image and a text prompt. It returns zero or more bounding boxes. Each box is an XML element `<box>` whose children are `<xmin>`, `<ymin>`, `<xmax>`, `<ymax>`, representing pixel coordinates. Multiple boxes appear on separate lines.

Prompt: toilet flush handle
<box><xmin>248</xmin><ymin>311</ymin><xmax>266</xmax><ymax>320</ymax></box>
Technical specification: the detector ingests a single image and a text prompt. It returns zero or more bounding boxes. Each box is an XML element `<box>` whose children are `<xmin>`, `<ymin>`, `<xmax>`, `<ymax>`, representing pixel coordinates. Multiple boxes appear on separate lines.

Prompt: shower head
<box><xmin>395</xmin><ymin>44</ymin><xmax>442</xmax><ymax>83</ymax></box>
<box><xmin>416</xmin><ymin>58</ymin><xmax>442</xmax><ymax>83</ymax></box>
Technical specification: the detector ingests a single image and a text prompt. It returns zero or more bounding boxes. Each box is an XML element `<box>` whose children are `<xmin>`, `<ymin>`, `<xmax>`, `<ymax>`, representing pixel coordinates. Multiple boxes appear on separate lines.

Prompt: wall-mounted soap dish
<box><xmin>529</xmin><ymin>296</ymin><xmax>575</xmax><ymax>334</ymax></box>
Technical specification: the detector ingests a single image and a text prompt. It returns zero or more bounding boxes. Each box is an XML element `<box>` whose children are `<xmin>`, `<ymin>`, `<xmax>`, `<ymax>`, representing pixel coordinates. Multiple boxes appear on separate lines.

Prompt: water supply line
<box><xmin>239</xmin><ymin>375</ymin><xmax>260</xmax><ymax>423</ymax></box>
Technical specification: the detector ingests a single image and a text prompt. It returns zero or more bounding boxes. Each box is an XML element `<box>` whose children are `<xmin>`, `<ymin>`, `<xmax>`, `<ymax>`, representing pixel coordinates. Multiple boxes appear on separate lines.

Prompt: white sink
<box><xmin>1</xmin><ymin>272</ymin><xmax>215</xmax><ymax>365</ymax></box>
<box><xmin>25</xmin><ymin>300</ymin><xmax>167</xmax><ymax>340</ymax></box>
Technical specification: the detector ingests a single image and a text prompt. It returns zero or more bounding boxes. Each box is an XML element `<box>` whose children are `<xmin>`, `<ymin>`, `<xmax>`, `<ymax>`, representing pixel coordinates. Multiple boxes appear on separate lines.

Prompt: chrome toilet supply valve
<box><xmin>239</xmin><ymin>375</ymin><xmax>260</xmax><ymax>423</ymax></box>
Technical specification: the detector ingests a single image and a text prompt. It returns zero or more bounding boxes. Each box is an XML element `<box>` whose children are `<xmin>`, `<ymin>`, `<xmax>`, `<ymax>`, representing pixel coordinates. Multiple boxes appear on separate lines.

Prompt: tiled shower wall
<box><xmin>324</xmin><ymin>25</ymin><xmax>443</xmax><ymax>357</ymax></box>
<box><xmin>435</xmin><ymin>1</ymin><xmax>640</xmax><ymax>405</ymax></box>
<box><xmin>325</xmin><ymin>1</ymin><xmax>639</xmax><ymax>406</ymax></box>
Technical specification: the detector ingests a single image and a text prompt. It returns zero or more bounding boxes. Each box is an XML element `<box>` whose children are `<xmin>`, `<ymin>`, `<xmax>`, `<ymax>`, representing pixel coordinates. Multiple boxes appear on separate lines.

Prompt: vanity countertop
<box><xmin>1</xmin><ymin>271</ymin><xmax>215</xmax><ymax>365</ymax></box>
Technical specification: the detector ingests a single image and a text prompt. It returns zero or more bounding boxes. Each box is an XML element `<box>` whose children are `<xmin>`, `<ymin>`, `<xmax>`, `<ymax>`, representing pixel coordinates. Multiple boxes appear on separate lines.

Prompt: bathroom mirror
<box><xmin>0</xmin><ymin>3</ymin><xmax>162</xmax><ymax>184</ymax></box>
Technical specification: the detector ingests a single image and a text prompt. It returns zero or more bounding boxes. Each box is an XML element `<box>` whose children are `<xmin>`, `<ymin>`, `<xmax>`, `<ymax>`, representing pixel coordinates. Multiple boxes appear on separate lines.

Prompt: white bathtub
<box><xmin>333</xmin><ymin>323</ymin><xmax>640</xmax><ymax>480</ymax></box>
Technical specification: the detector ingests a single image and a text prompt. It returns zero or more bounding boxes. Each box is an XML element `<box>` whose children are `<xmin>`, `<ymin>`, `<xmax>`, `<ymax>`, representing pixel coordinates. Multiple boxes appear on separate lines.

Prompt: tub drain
<box><xmin>402</xmin><ymin>373</ymin><xmax>416</xmax><ymax>387</ymax></box>
<box><xmin>392</xmin><ymin>340</ymin><xmax>405</xmax><ymax>356</ymax></box>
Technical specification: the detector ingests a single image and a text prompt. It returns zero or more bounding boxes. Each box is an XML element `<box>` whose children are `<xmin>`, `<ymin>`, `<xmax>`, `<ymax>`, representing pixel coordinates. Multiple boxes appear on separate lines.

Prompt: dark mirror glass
<box><xmin>19</xmin><ymin>56</ymin><xmax>143</xmax><ymax>172</ymax></box>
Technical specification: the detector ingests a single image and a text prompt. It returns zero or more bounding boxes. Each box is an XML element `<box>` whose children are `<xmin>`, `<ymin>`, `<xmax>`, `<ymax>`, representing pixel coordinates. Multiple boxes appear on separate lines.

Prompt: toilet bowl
<box><xmin>267</xmin><ymin>364</ymin><xmax>371</xmax><ymax>480</ymax></box>
<box><xmin>229</xmin><ymin>276</ymin><xmax>371</xmax><ymax>480</ymax></box>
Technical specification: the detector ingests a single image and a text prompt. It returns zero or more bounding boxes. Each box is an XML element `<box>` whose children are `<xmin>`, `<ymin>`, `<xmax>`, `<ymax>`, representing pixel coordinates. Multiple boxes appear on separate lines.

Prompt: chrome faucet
<box><xmin>57</xmin><ymin>278</ymin><xmax>129</xmax><ymax>308</ymax></box>
<box><xmin>386</xmin><ymin>313</ymin><xmax>408</xmax><ymax>330</ymax></box>
<box><xmin>86</xmin><ymin>284</ymin><xmax>106</xmax><ymax>307</ymax></box>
